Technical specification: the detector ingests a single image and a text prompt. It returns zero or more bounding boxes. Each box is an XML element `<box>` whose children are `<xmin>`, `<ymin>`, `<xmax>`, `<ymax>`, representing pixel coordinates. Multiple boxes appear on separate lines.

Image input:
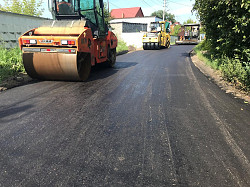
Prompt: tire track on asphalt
<box><xmin>186</xmin><ymin>56</ymin><xmax>250</xmax><ymax>186</ymax></box>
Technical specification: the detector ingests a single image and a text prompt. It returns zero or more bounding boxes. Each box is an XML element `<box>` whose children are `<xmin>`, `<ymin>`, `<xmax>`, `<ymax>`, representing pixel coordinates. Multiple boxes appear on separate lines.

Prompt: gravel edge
<box><xmin>190</xmin><ymin>50</ymin><xmax>250</xmax><ymax>103</ymax></box>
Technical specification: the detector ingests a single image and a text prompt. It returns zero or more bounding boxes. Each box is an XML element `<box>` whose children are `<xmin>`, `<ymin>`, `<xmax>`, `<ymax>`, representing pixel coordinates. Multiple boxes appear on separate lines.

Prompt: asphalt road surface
<box><xmin>0</xmin><ymin>45</ymin><xmax>250</xmax><ymax>187</ymax></box>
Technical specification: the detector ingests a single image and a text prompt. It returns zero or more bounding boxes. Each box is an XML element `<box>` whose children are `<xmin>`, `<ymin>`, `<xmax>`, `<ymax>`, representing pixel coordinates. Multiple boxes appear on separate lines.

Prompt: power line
<box><xmin>139</xmin><ymin>0</ymin><xmax>158</xmax><ymax>11</ymax></box>
<box><xmin>168</xmin><ymin>0</ymin><xmax>193</xmax><ymax>7</ymax></box>
<box><xmin>148</xmin><ymin>0</ymin><xmax>162</xmax><ymax>7</ymax></box>
<box><xmin>149</xmin><ymin>0</ymin><xmax>160</xmax><ymax>5</ymax></box>
<box><xmin>154</xmin><ymin>0</ymin><xmax>192</xmax><ymax>7</ymax></box>
<box><xmin>109</xmin><ymin>2</ymin><xmax>120</xmax><ymax>9</ymax></box>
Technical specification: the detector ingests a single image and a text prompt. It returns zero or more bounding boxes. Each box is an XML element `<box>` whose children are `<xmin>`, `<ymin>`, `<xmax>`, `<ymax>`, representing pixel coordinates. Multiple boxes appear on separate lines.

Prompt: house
<box><xmin>110</xmin><ymin>7</ymin><xmax>164</xmax><ymax>48</ymax></box>
<box><xmin>111</xmin><ymin>7</ymin><xmax>144</xmax><ymax>19</ymax></box>
<box><xmin>174</xmin><ymin>22</ymin><xmax>181</xmax><ymax>25</ymax></box>
<box><xmin>110</xmin><ymin>16</ymin><xmax>162</xmax><ymax>48</ymax></box>
<box><xmin>110</xmin><ymin>16</ymin><xmax>162</xmax><ymax>32</ymax></box>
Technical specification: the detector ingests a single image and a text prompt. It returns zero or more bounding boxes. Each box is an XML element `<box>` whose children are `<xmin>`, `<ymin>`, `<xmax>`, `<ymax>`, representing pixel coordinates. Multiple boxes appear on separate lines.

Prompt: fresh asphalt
<box><xmin>0</xmin><ymin>45</ymin><xmax>250</xmax><ymax>186</ymax></box>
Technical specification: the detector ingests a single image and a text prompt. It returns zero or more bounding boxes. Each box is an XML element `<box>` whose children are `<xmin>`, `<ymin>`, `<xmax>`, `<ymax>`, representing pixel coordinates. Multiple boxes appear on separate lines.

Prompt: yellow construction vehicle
<box><xmin>142</xmin><ymin>21</ymin><xmax>171</xmax><ymax>50</ymax></box>
<box><xmin>18</xmin><ymin>0</ymin><xmax>117</xmax><ymax>81</ymax></box>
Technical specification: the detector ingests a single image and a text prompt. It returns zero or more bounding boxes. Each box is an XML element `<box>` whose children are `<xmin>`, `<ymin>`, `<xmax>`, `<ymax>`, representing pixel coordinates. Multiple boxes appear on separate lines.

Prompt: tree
<box><xmin>151</xmin><ymin>10</ymin><xmax>176</xmax><ymax>23</ymax></box>
<box><xmin>103</xmin><ymin>2</ymin><xmax>111</xmax><ymax>27</ymax></box>
<box><xmin>0</xmin><ymin>0</ymin><xmax>44</xmax><ymax>17</ymax></box>
<box><xmin>193</xmin><ymin>0</ymin><xmax>249</xmax><ymax>62</ymax></box>
<box><xmin>183</xmin><ymin>19</ymin><xmax>196</xmax><ymax>31</ymax></box>
<box><xmin>183</xmin><ymin>19</ymin><xmax>196</xmax><ymax>24</ymax></box>
<box><xmin>172</xmin><ymin>25</ymin><xmax>182</xmax><ymax>36</ymax></box>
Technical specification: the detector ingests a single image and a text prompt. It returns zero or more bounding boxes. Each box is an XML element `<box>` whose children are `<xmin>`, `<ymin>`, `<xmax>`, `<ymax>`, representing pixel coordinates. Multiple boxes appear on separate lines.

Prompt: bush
<box><xmin>116</xmin><ymin>39</ymin><xmax>128</xmax><ymax>53</ymax></box>
<box><xmin>192</xmin><ymin>0</ymin><xmax>250</xmax><ymax>91</ymax></box>
<box><xmin>193</xmin><ymin>0</ymin><xmax>249</xmax><ymax>62</ymax></box>
<box><xmin>194</xmin><ymin>41</ymin><xmax>220</xmax><ymax>70</ymax></box>
<box><xmin>194</xmin><ymin>40</ymin><xmax>250</xmax><ymax>91</ymax></box>
<box><xmin>0</xmin><ymin>46</ymin><xmax>24</xmax><ymax>82</ymax></box>
<box><xmin>221</xmin><ymin>57</ymin><xmax>250</xmax><ymax>90</ymax></box>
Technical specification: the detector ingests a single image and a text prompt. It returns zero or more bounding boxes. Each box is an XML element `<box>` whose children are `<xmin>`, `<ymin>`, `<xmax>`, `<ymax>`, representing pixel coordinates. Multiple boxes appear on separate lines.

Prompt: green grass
<box><xmin>193</xmin><ymin>42</ymin><xmax>220</xmax><ymax>70</ymax></box>
<box><xmin>116</xmin><ymin>39</ymin><xmax>128</xmax><ymax>53</ymax></box>
<box><xmin>194</xmin><ymin>41</ymin><xmax>250</xmax><ymax>91</ymax></box>
<box><xmin>0</xmin><ymin>46</ymin><xmax>24</xmax><ymax>82</ymax></box>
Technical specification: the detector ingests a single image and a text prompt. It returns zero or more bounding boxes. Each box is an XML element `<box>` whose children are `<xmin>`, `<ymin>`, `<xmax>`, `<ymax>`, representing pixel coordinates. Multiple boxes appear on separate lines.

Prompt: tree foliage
<box><xmin>183</xmin><ymin>19</ymin><xmax>196</xmax><ymax>24</ymax></box>
<box><xmin>193</xmin><ymin>0</ymin><xmax>249</xmax><ymax>63</ymax></box>
<box><xmin>151</xmin><ymin>10</ymin><xmax>176</xmax><ymax>23</ymax></box>
<box><xmin>172</xmin><ymin>25</ymin><xmax>181</xmax><ymax>36</ymax></box>
<box><xmin>183</xmin><ymin>19</ymin><xmax>196</xmax><ymax>31</ymax></box>
<box><xmin>103</xmin><ymin>2</ymin><xmax>111</xmax><ymax>27</ymax></box>
<box><xmin>0</xmin><ymin>0</ymin><xmax>44</xmax><ymax>17</ymax></box>
<box><xmin>193</xmin><ymin>0</ymin><xmax>250</xmax><ymax>90</ymax></box>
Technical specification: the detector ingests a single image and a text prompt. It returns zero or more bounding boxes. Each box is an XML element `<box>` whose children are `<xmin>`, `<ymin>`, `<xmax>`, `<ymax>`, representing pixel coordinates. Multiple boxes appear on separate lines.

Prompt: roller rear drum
<box><xmin>23</xmin><ymin>52</ymin><xmax>91</xmax><ymax>81</ymax></box>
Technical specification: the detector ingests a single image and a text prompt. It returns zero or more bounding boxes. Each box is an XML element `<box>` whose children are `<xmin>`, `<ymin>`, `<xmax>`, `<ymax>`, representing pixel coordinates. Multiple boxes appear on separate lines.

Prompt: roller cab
<box><xmin>142</xmin><ymin>21</ymin><xmax>170</xmax><ymax>50</ymax></box>
<box><xmin>19</xmin><ymin>0</ymin><xmax>117</xmax><ymax>81</ymax></box>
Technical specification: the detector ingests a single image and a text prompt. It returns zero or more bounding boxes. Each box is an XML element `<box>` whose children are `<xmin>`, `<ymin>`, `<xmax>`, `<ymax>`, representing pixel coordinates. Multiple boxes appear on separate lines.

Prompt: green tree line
<box><xmin>0</xmin><ymin>0</ymin><xmax>44</xmax><ymax>16</ymax></box>
<box><xmin>151</xmin><ymin>10</ymin><xmax>176</xmax><ymax>23</ymax></box>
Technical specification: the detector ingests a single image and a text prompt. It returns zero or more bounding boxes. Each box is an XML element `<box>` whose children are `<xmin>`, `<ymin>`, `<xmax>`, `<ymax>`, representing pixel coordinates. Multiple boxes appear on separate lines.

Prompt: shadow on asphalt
<box><xmin>0</xmin><ymin>104</ymin><xmax>33</xmax><ymax>121</ymax></box>
<box><xmin>19</xmin><ymin>61</ymin><xmax>138</xmax><ymax>84</ymax></box>
<box><xmin>88</xmin><ymin>61</ymin><xmax>138</xmax><ymax>82</ymax></box>
<box><xmin>180</xmin><ymin>52</ymin><xmax>190</xmax><ymax>57</ymax></box>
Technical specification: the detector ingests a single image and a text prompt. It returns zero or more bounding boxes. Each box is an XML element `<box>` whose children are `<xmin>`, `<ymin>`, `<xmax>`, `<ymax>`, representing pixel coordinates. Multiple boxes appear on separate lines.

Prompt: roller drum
<box><xmin>23</xmin><ymin>52</ymin><xmax>91</xmax><ymax>81</ymax></box>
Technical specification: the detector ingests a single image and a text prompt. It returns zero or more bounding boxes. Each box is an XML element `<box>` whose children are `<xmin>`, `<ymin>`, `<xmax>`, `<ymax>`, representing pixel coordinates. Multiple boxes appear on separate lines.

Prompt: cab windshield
<box><xmin>56</xmin><ymin>0</ymin><xmax>77</xmax><ymax>15</ymax></box>
<box><xmin>150</xmin><ymin>22</ymin><xmax>160</xmax><ymax>32</ymax></box>
<box><xmin>79</xmin><ymin>0</ymin><xmax>96</xmax><ymax>25</ymax></box>
<box><xmin>54</xmin><ymin>0</ymin><xmax>105</xmax><ymax>34</ymax></box>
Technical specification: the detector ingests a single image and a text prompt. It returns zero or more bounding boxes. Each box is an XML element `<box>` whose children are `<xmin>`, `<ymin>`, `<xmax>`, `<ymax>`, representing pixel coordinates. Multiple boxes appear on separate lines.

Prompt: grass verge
<box><xmin>116</xmin><ymin>39</ymin><xmax>128</xmax><ymax>54</ymax></box>
<box><xmin>194</xmin><ymin>41</ymin><xmax>250</xmax><ymax>92</ymax></box>
<box><xmin>0</xmin><ymin>46</ymin><xmax>24</xmax><ymax>83</ymax></box>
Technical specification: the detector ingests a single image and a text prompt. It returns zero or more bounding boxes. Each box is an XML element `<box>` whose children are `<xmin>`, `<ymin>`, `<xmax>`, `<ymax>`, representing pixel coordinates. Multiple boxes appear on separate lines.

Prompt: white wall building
<box><xmin>110</xmin><ymin>16</ymin><xmax>162</xmax><ymax>32</ymax></box>
<box><xmin>0</xmin><ymin>11</ymin><xmax>50</xmax><ymax>48</ymax></box>
<box><xmin>110</xmin><ymin>16</ymin><xmax>162</xmax><ymax>48</ymax></box>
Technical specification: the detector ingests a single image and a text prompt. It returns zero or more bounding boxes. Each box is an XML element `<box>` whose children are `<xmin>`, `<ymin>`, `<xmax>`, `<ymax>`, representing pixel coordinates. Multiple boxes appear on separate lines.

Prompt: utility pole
<box><xmin>163</xmin><ymin>0</ymin><xmax>166</xmax><ymax>21</ymax></box>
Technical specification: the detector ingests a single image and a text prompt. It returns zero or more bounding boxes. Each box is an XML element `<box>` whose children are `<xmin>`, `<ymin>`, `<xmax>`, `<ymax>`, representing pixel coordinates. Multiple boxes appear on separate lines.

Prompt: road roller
<box><xmin>18</xmin><ymin>0</ymin><xmax>117</xmax><ymax>81</ymax></box>
<box><xmin>142</xmin><ymin>21</ymin><xmax>170</xmax><ymax>50</ymax></box>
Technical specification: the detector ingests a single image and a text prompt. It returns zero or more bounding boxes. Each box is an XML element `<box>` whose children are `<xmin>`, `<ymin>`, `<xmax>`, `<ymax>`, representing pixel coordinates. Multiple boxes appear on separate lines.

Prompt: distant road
<box><xmin>0</xmin><ymin>45</ymin><xmax>250</xmax><ymax>186</ymax></box>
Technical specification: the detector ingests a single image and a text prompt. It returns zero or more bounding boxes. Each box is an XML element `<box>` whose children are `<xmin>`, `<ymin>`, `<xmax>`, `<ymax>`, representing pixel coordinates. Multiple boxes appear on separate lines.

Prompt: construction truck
<box><xmin>176</xmin><ymin>23</ymin><xmax>201</xmax><ymax>45</ymax></box>
<box><xmin>142</xmin><ymin>21</ymin><xmax>171</xmax><ymax>50</ymax></box>
<box><xmin>18</xmin><ymin>0</ymin><xmax>117</xmax><ymax>81</ymax></box>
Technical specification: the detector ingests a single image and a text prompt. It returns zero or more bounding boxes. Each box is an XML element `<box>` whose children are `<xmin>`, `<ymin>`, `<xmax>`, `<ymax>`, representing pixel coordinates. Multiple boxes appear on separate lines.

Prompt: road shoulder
<box><xmin>190</xmin><ymin>51</ymin><xmax>250</xmax><ymax>103</ymax></box>
<box><xmin>0</xmin><ymin>73</ymin><xmax>33</xmax><ymax>92</ymax></box>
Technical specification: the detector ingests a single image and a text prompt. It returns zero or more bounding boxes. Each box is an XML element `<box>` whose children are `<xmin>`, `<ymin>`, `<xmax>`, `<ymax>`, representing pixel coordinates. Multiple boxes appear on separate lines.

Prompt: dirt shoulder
<box><xmin>190</xmin><ymin>51</ymin><xmax>250</xmax><ymax>103</ymax></box>
<box><xmin>0</xmin><ymin>73</ymin><xmax>33</xmax><ymax>92</ymax></box>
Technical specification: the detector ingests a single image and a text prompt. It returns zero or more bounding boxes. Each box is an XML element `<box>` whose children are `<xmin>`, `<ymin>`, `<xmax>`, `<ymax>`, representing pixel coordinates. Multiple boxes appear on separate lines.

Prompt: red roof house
<box><xmin>111</xmin><ymin>7</ymin><xmax>144</xmax><ymax>19</ymax></box>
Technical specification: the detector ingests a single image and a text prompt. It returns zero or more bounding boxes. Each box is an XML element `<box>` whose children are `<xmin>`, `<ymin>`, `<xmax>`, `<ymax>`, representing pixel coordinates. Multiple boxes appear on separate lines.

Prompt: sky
<box><xmin>0</xmin><ymin>0</ymin><xmax>198</xmax><ymax>24</ymax></box>
<box><xmin>108</xmin><ymin>0</ymin><xmax>198</xmax><ymax>24</ymax></box>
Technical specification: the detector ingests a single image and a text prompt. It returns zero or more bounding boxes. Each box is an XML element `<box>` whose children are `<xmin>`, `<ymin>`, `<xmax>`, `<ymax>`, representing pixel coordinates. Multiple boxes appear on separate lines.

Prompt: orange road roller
<box><xmin>19</xmin><ymin>0</ymin><xmax>117</xmax><ymax>81</ymax></box>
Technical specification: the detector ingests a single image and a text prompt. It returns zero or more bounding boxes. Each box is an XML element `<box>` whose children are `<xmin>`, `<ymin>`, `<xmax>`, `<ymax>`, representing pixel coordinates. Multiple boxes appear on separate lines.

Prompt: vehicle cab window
<box><xmin>56</xmin><ymin>0</ymin><xmax>76</xmax><ymax>15</ymax></box>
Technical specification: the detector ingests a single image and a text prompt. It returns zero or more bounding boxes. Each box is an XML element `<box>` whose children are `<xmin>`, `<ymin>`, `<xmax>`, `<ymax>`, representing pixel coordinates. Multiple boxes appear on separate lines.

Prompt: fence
<box><xmin>0</xmin><ymin>11</ymin><xmax>50</xmax><ymax>48</ymax></box>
